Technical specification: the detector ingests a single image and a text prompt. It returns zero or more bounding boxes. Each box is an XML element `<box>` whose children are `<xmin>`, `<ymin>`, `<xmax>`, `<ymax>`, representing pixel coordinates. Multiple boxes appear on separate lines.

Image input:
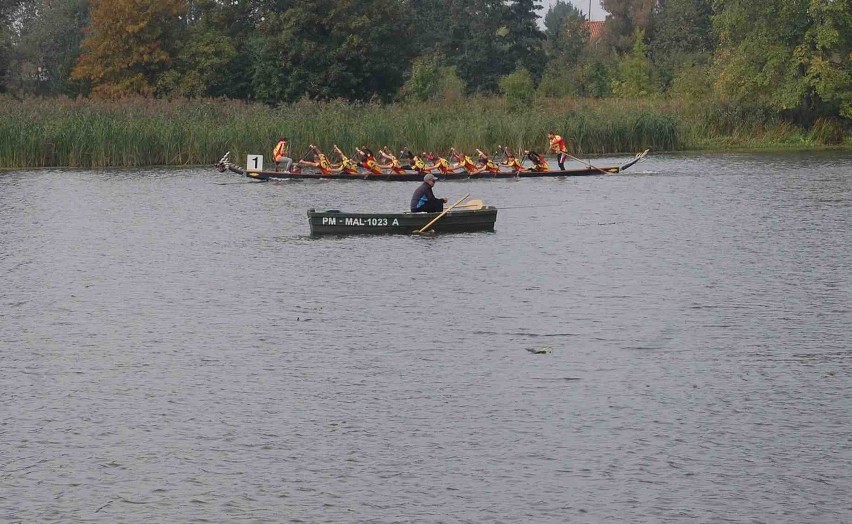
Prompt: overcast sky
<box><xmin>537</xmin><ymin>0</ymin><xmax>608</xmax><ymax>21</ymax></box>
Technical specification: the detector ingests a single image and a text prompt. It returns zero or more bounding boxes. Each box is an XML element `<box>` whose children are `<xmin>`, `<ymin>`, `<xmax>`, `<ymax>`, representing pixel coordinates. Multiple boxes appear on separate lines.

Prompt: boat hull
<box><xmin>220</xmin><ymin>150</ymin><xmax>648</xmax><ymax>181</ymax></box>
<box><xmin>308</xmin><ymin>207</ymin><xmax>498</xmax><ymax>236</ymax></box>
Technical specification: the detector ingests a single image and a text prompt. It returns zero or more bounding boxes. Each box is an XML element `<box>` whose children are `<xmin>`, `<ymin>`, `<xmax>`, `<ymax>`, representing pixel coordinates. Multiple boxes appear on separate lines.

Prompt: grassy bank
<box><xmin>0</xmin><ymin>95</ymin><xmax>848</xmax><ymax>168</ymax></box>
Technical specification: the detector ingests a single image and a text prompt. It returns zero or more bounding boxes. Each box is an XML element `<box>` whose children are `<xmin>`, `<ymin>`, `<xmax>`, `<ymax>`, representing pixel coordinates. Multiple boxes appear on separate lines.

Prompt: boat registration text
<box><xmin>321</xmin><ymin>217</ymin><xmax>400</xmax><ymax>227</ymax></box>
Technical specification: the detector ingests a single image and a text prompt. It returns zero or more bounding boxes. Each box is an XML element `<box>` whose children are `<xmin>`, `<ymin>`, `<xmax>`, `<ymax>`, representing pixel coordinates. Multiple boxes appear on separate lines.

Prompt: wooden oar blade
<box><xmin>453</xmin><ymin>199</ymin><xmax>484</xmax><ymax>210</ymax></box>
<box><xmin>414</xmin><ymin>193</ymin><xmax>471</xmax><ymax>234</ymax></box>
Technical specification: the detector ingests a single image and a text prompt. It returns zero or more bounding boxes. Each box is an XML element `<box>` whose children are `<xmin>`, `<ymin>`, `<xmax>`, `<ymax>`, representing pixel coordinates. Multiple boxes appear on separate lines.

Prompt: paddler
<box><xmin>410</xmin><ymin>173</ymin><xmax>447</xmax><ymax>213</ymax></box>
<box><xmin>475</xmin><ymin>149</ymin><xmax>500</xmax><ymax>174</ymax></box>
<box><xmin>332</xmin><ymin>145</ymin><xmax>360</xmax><ymax>175</ymax></box>
<box><xmin>298</xmin><ymin>144</ymin><xmax>334</xmax><ymax>175</ymax></box>
<box><xmin>423</xmin><ymin>152</ymin><xmax>456</xmax><ymax>175</ymax></box>
<box><xmin>524</xmin><ymin>150</ymin><xmax>550</xmax><ymax>172</ymax></box>
<box><xmin>497</xmin><ymin>145</ymin><xmax>525</xmax><ymax>172</ymax></box>
<box><xmin>402</xmin><ymin>149</ymin><xmax>427</xmax><ymax>174</ymax></box>
<box><xmin>449</xmin><ymin>147</ymin><xmax>478</xmax><ymax>175</ymax></box>
<box><xmin>356</xmin><ymin>146</ymin><xmax>385</xmax><ymax>175</ymax></box>
<box><xmin>272</xmin><ymin>136</ymin><xmax>292</xmax><ymax>172</ymax></box>
<box><xmin>379</xmin><ymin>147</ymin><xmax>407</xmax><ymax>174</ymax></box>
<box><xmin>548</xmin><ymin>130</ymin><xmax>569</xmax><ymax>170</ymax></box>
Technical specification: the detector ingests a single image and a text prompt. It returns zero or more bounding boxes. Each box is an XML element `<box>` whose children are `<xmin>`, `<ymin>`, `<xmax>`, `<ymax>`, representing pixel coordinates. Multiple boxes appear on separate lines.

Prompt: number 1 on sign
<box><xmin>247</xmin><ymin>154</ymin><xmax>263</xmax><ymax>171</ymax></box>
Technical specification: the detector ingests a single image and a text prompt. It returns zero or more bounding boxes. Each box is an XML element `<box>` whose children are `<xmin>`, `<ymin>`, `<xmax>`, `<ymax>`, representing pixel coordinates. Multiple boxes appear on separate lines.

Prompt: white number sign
<box><xmin>247</xmin><ymin>154</ymin><xmax>264</xmax><ymax>171</ymax></box>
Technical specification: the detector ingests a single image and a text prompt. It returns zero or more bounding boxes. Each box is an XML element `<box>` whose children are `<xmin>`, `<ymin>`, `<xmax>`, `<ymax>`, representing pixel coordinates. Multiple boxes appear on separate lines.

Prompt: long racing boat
<box><xmin>215</xmin><ymin>150</ymin><xmax>649</xmax><ymax>181</ymax></box>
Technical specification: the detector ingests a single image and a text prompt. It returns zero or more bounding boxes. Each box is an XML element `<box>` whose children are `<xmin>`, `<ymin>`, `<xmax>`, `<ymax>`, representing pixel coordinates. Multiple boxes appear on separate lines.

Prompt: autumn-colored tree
<box><xmin>71</xmin><ymin>0</ymin><xmax>185</xmax><ymax>97</ymax></box>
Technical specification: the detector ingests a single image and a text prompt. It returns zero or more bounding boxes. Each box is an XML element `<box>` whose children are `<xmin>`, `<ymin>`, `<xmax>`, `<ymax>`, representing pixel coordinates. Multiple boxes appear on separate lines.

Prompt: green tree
<box><xmin>406</xmin><ymin>0</ymin><xmax>460</xmax><ymax>59</ymax></box>
<box><xmin>580</xmin><ymin>50</ymin><xmax>616</xmax><ymax>97</ymax></box>
<box><xmin>543</xmin><ymin>1</ymin><xmax>588</xmax><ymax>62</ymax></box>
<box><xmin>543</xmin><ymin>0</ymin><xmax>578</xmax><ymax>41</ymax></box>
<box><xmin>504</xmin><ymin>0</ymin><xmax>547</xmax><ymax>81</ymax></box>
<box><xmin>538</xmin><ymin>1</ymin><xmax>590</xmax><ymax>97</ymax></box>
<box><xmin>713</xmin><ymin>0</ymin><xmax>852</xmax><ymax>122</ymax></box>
<box><xmin>499</xmin><ymin>65</ymin><xmax>535</xmax><ymax>111</ymax></box>
<box><xmin>601</xmin><ymin>0</ymin><xmax>655</xmax><ymax>54</ymax></box>
<box><xmin>252</xmin><ymin>0</ymin><xmax>412</xmax><ymax>103</ymax></box>
<box><xmin>400</xmin><ymin>53</ymin><xmax>466</xmax><ymax>101</ymax></box>
<box><xmin>408</xmin><ymin>0</ymin><xmax>544</xmax><ymax>94</ymax></box>
<box><xmin>5</xmin><ymin>0</ymin><xmax>88</xmax><ymax>96</ymax></box>
<box><xmin>157</xmin><ymin>0</ymin><xmax>238</xmax><ymax>97</ymax></box>
<box><xmin>194</xmin><ymin>0</ymin><xmax>262</xmax><ymax>100</ymax></box>
<box><xmin>452</xmin><ymin>0</ymin><xmax>513</xmax><ymax>93</ymax></box>
<box><xmin>71</xmin><ymin>0</ymin><xmax>185</xmax><ymax>97</ymax></box>
<box><xmin>611</xmin><ymin>30</ymin><xmax>655</xmax><ymax>97</ymax></box>
<box><xmin>649</xmin><ymin>0</ymin><xmax>713</xmax><ymax>91</ymax></box>
<box><xmin>796</xmin><ymin>0</ymin><xmax>852</xmax><ymax>119</ymax></box>
<box><xmin>0</xmin><ymin>1</ymin><xmax>28</xmax><ymax>93</ymax></box>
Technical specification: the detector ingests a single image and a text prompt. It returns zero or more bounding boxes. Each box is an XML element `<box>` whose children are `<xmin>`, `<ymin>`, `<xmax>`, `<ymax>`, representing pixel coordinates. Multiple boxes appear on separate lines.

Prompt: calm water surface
<box><xmin>1</xmin><ymin>151</ymin><xmax>851</xmax><ymax>522</ymax></box>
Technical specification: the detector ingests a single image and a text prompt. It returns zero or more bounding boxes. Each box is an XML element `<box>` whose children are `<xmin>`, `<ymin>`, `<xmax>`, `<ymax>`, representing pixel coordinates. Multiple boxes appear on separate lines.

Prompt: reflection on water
<box><xmin>1</xmin><ymin>151</ymin><xmax>851</xmax><ymax>521</ymax></box>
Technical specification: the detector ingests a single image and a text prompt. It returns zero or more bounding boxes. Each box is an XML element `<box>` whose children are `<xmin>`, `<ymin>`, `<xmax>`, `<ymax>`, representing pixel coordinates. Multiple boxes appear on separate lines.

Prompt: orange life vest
<box><xmin>337</xmin><ymin>155</ymin><xmax>358</xmax><ymax>174</ymax></box>
<box><xmin>550</xmin><ymin>134</ymin><xmax>568</xmax><ymax>154</ymax></box>
<box><xmin>273</xmin><ymin>141</ymin><xmax>288</xmax><ymax>162</ymax></box>
<box><xmin>434</xmin><ymin>157</ymin><xmax>451</xmax><ymax>173</ymax></box>
<box><xmin>318</xmin><ymin>154</ymin><xmax>332</xmax><ymax>175</ymax></box>
<box><xmin>483</xmin><ymin>158</ymin><xmax>499</xmax><ymax>173</ymax></box>
<box><xmin>532</xmin><ymin>158</ymin><xmax>550</xmax><ymax>172</ymax></box>
<box><xmin>412</xmin><ymin>156</ymin><xmax>426</xmax><ymax>171</ymax></box>
<box><xmin>387</xmin><ymin>157</ymin><xmax>405</xmax><ymax>174</ymax></box>
<box><xmin>365</xmin><ymin>157</ymin><xmax>383</xmax><ymax>175</ymax></box>
<box><xmin>461</xmin><ymin>156</ymin><xmax>477</xmax><ymax>173</ymax></box>
<box><xmin>504</xmin><ymin>157</ymin><xmax>523</xmax><ymax>170</ymax></box>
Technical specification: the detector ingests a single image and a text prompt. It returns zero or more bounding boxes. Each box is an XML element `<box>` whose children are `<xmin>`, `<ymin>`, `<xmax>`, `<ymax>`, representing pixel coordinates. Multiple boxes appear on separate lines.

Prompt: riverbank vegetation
<box><xmin>1</xmin><ymin>94</ymin><xmax>846</xmax><ymax>169</ymax></box>
<box><xmin>0</xmin><ymin>0</ymin><xmax>849</xmax><ymax>168</ymax></box>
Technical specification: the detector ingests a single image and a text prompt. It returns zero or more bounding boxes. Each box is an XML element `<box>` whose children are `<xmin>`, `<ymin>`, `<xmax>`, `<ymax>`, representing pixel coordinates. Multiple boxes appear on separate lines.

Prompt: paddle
<box><xmin>453</xmin><ymin>198</ymin><xmax>484</xmax><ymax>210</ymax></box>
<box><xmin>415</xmin><ymin>193</ymin><xmax>470</xmax><ymax>234</ymax></box>
<box><xmin>565</xmin><ymin>152</ymin><xmax>613</xmax><ymax>175</ymax></box>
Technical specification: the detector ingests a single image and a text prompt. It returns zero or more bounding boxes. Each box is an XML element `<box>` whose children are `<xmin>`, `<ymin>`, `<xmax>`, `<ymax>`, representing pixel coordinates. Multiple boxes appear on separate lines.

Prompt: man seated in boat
<box><xmin>272</xmin><ymin>136</ymin><xmax>292</xmax><ymax>172</ymax></box>
<box><xmin>449</xmin><ymin>147</ymin><xmax>478</xmax><ymax>174</ymax></box>
<box><xmin>298</xmin><ymin>145</ymin><xmax>334</xmax><ymax>175</ymax></box>
<box><xmin>410</xmin><ymin>173</ymin><xmax>448</xmax><ymax>213</ymax></box>
<box><xmin>475</xmin><ymin>149</ymin><xmax>500</xmax><ymax>174</ymax></box>
<box><xmin>497</xmin><ymin>145</ymin><xmax>526</xmax><ymax>172</ymax></box>
<box><xmin>355</xmin><ymin>146</ymin><xmax>385</xmax><ymax>175</ymax></box>
<box><xmin>524</xmin><ymin>150</ymin><xmax>550</xmax><ymax>172</ymax></box>
<box><xmin>378</xmin><ymin>147</ymin><xmax>407</xmax><ymax>175</ymax></box>
<box><xmin>548</xmin><ymin>131</ymin><xmax>569</xmax><ymax>170</ymax></box>
<box><xmin>332</xmin><ymin>145</ymin><xmax>361</xmax><ymax>175</ymax></box>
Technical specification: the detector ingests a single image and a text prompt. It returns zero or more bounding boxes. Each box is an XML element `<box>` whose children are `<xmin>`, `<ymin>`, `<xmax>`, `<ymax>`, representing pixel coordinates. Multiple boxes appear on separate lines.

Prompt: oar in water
<box><xmin>566</xmin><ymin>153</ymin><xmax>614</xmax><ymax>175</ymax></box>
<box><xmin>414</xmin><ymin>193</ymin><xmax>470</xmax><ymax>235</ymax></box>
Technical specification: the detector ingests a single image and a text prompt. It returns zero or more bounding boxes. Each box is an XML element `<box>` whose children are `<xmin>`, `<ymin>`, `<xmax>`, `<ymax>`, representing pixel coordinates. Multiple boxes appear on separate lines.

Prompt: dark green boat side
<box><xmin>307</xmin><ymin>207</ymin><xmax>498</xmax><ymax>236</ymax></box>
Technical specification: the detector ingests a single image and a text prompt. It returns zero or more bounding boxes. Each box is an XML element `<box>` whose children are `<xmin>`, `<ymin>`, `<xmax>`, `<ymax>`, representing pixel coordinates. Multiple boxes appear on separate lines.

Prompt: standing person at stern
<box><xmin>410</xmin><ymin>173</ymin><xmax>447</xmax><ymax>212</ymax></box>
<box><xmin>548</xmin><ymin>131</ymin><xmax>569</xmax><ymax>171</ymax></box>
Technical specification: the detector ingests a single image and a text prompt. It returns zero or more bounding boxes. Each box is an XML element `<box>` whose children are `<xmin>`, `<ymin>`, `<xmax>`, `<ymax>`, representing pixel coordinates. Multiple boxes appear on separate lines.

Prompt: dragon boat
<box><xmin>215</xmin><ymin>150</ymin><xmax>649</xmax><ymax>182</ymax></box>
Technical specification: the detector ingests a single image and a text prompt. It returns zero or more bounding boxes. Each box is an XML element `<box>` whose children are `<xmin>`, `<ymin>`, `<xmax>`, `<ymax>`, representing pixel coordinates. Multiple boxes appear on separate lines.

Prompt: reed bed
<box><xmin>0</xmin><ymin>95</ymin><xmax>844</xmax><ymax>169</ymax></box>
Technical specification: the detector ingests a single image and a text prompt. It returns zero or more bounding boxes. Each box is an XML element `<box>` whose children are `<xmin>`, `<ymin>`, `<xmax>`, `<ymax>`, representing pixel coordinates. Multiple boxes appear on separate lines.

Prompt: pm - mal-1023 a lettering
<box><xmin>321</xmin><ymin>217</ymin><xmax>399</xmax><ymax>226</ymax></box>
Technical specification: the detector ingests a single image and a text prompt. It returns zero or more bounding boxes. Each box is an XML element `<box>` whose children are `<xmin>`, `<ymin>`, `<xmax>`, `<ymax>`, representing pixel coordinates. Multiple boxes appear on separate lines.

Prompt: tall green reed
<box><xmin>1</xmin><ymin>94</ymin><xmax>842</xmax><ymax>169</ymax></box>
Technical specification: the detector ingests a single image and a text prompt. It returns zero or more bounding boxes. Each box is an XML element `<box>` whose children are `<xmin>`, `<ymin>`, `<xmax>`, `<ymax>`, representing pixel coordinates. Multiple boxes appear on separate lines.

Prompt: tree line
<box><xmin>1</xmin><ymin>0</ymin><xmax>850</xmax><ymax>124</ymax></box>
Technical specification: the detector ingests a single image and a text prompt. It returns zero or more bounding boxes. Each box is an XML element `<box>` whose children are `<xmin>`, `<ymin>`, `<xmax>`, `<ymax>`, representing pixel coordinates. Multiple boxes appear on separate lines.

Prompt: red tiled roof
<box><xmin>584</xmin><ymin>21</ymin><xmax>605</xmax><ymax>44</ymax></box>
